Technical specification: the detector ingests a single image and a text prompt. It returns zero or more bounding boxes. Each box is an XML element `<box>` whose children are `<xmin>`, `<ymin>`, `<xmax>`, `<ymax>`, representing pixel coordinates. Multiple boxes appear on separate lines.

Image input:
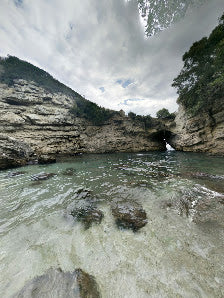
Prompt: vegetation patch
<box><xmin>172</xmin><ymin>13</ymin><xmax>224</xmax><ymax>114</ymax></box>
<box><xmin>156</xmin><ymin>108</ymin><xmax>175</xmax><ymax>119</ymax></box>
<box><xmin>70</xmin><ymin>100</ymin><xmax>118</xmax><ymax>125</ymax></box>
<box><xmin>128</xmin><ymin>112</ymin><xmax>153</xmax><ymax>128</ymax></box>
<box><xmin>0</xmin><ymin>55</ymin><xmax>117</xmax><ymax>125</ymax></box>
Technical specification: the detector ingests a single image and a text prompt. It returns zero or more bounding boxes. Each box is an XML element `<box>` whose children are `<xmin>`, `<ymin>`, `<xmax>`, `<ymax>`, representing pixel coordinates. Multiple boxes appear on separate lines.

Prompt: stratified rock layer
<box><xmin>1</xmin><ymin>79</ymin><xmax>223</xmax><ymax>169</ymax></box>
<box><xmin>168</xmin><ymin>99</ymin><xmax>224</xmax><ymax>155</ymax></box>
<box><xmin>0</xmin><ymin>79</ymin><xmax>165</xmax><ymax>169</ymax></box>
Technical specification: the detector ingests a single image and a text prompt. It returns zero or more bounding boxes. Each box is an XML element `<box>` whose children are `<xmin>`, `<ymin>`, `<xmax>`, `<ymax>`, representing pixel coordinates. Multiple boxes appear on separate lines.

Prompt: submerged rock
<box><xmin>161</xmin><ymin>200</ymin><xmax>173</xmax><ymax>209</ymax></box>
<box><xmin>30</xmin><ymin>181</ymin><xmax>43</xmax><ymax>187</ymax></box>
<box><xmin>182</xmin><ymin>171</ymin><xmax>224</xmax><ymax>181</ymax></box>
<box><xmin>62</xmin><ymin>167</ymin><xmax>77</xmax><ymax>176</ymax></box>
<box><xmin>178</xmin><ymin>171</ymin><xmax>224</xmax><ymax>194</ymax></box>
<box><xmin>161</xmin><ymin>194</ymin><xmax>194</xmax><ymax>218</ymax></box>
<box><xmin>161</xmin><ymin>187</ymin><xmax>224</xmax><ymax>226</ymax></box>
<box><xmin>75</xmin><ymin>268</ymin><xmax>101</xmax><ymax>298</ymax></box>
<box><xmin>13</xmin><ymin>268</ymin><xmax>101</xmax><ymax>298</ymax></box>
<box><xmin>6</xmin><ymin>171</ymin><xmax>27</xmax><ymax>178</ymax></box>
<box><xmin>71</xmin><ymin>205</ymin><xmax>104</xmax><ymax>229</ymax></box>
<box><xmin>112</xmin><ymin>202</ymin><xmax>147</xmax><ymax>232</ymax></box>
<box><xmin>31</xmin><ymin>173</ymin><xmax>56</xmax><ymax>181</ymax></box>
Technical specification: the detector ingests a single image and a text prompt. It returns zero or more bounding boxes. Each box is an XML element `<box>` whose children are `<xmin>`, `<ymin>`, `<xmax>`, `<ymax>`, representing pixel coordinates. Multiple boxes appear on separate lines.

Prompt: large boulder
<box><xmin>13</xmin><ymin>268</ymin><xmax>101</xmax><ymax>298</ymax></box>
<box><xmin>112</xmin><ymin>202</ymin><xmax>147</xmax><ymax>232</ymax></box>
<box><xmin>0</xmin><ymin>135</ymin><xmax>34</xmax><ymax>170</ymax></box>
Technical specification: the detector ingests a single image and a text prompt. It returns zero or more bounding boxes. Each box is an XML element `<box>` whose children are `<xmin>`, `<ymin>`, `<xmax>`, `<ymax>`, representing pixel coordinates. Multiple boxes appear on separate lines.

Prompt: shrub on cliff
<box><xmin>0</xmin><ymin>55</ymin><xmax>116</xmax><ymax>125</ymax></box>
<box><xmin>128</xmin><ymin>112</ymin><xmax>153</xmax><ymax>128</ymax></box>
<box><xmin>172</xmin><ymin>13</ymin><xmax>224</xmax><ymax>114</ymax></box>
<box><xmin>70</xmin><ymin>100</ymin><xmax>116</xmax><ymax>125</ymax></box>
<box><xmin>156</xmin><ymin>108</ymin><xmax>175</xmax><ymax>119</ymax></box>
<box><xmin>0</xmin><ymin>55</ymin><xmax>82</xmax><ymax>100</ymax></box>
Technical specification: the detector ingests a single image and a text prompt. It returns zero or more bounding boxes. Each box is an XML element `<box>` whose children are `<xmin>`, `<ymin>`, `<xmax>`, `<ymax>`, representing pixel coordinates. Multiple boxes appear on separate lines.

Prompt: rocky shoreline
<box><xmin>0</xmin><ymin>79</ymin><xmax>223</xmax><ymax>170</ymax></box>
<box><xmin>0</xmin><ymin>79</ymin><xmax>166</xmax><ymax>170</ymax></box>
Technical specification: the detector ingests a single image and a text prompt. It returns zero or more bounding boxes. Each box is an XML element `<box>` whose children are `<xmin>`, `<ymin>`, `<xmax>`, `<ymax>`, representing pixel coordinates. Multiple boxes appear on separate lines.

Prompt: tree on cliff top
<box><xmin>138</xmin><ymin>0</ymin><xmax>206</xmax><ymax>37</ymax></box>
<box><xmin>156</xmin><ymin>108</ymin><xmax>175</xmax><ymax>119</ymax></box>
<box><xmin>172</xmin><ymin>12</ymin><xmax>224</xmax><ymax>114</ymax></box>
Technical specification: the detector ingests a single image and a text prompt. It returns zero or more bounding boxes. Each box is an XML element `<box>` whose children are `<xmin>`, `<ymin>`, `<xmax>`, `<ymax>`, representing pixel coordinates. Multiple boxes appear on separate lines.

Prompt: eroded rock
<box><xmin>168</xmin><ymin>99</ymin><xmax>224</xmax><ymax>156</ymax></box>
<box><xmin>0</xmin><ymin>135</ymin><xmax>34</xmax><ymax>170</ymax></box>
<box><xmin>13</xmin><ymin>268</ymin><xmax>101</xmax><ymax>298</ymax></box>
<box><xmin>112</xmin><ymin>202</ymin><xmax>147</xmax><ymax>231</ymax></box>
<box><xmin>71</xmin><ymin>206</ymin><xmax>104</xmax><ymax>229</ymax></box>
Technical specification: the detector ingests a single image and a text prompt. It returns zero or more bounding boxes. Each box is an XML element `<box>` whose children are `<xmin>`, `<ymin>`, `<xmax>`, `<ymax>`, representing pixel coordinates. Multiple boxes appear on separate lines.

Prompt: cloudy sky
<box><xmin>0</xmin><ymin>0</ymin><xmax>224</xmax><ymax>116</ymax></box>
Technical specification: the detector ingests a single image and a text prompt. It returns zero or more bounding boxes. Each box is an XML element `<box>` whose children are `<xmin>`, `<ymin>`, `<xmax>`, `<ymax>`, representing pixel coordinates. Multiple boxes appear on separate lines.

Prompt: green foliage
<box><xmin>0</xmin><ymin>55</ymin><xmax>116</xmax><ymax>125</ymax></box>
<box><xmin>0</xmin><ymin>55</ymin><xmax>82</xmax><ymax>99</ymax></box>
<box><xmin>156</xmin><ymin>108</ymin><xmax>175</xmax><ymax>119</ymax></box>
<box><xmin>172</xmin><ymin>13</ymin><xmax>224</xmax><ymax>114</ymax></box>
<box><xmin>128</xmin><ymin>111</ymin><xmax>152</xmax><ymax>128</ymax></box>
<box><xmin>70</xmin><ymin>100</ymin><xmax>116</xmax><ymax>125</ymax></box>
<box><xmin>128</xmin><ymin>112</ymin><xmax>137</xmax><ymax>119</ymax></box>
<box><xmin>138</xmin><ymin>0</ymin><xmax>206</xmax><ymax>37</ymax></box>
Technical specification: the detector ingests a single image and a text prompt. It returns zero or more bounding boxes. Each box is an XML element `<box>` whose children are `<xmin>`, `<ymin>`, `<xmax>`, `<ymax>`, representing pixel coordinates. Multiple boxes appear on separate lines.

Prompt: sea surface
<box><xmin>0</xmin><ymin>151</ymin><xmax>224</xmax><ymax>297</ymax></box>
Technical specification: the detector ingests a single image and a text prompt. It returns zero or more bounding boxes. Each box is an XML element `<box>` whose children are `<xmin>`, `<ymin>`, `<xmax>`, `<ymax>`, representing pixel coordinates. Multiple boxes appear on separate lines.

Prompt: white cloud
<box><xmin>0</xmin><ymin>0</ymin><xmax>223</xmax><ymax>116</ymax></box>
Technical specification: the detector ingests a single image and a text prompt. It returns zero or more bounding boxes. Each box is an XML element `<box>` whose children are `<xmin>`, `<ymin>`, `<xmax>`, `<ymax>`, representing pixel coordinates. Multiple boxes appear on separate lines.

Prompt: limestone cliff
<box><xmin>0</xmin><ymin>79</ymin><xmax>165</xmax><ymax>169</ymax></box>
<box><xmin>0</xmin><ymin>54</ymin><xmax>223</xmax><ymax>170</ymax></box>
<box><xmin>167</xmin><ymin>99</ymin><xmax>224</xmax><ymax>155</ymax></box>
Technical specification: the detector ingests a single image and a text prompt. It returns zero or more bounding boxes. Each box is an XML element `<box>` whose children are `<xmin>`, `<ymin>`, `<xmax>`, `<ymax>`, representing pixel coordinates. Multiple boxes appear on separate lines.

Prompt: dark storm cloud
<box><xmin>0</xmin><ymin>0</ymin><xmax>223</xmax><ymax>115</ymax></box>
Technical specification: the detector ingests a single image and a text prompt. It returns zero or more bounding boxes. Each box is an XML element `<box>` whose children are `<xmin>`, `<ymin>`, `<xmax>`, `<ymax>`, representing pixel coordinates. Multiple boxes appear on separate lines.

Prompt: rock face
<box><xmin>0</xmin><ymin>79</ymin><xmax>165</xmax><ymax>169</ymax></box>
<box><xmin>167</xmin><ymin>99</ymin><xmax>224</xmax><ymax>155</ymax></box>
<box><xmin>1</xmin><ymin>78</ymin><xmax>223</xmax><ymax>170</ymax></box>
<box><xmin>13</xmin><ymin>268</ymin><xmax>101</xmax><ymax>298</ymax></box>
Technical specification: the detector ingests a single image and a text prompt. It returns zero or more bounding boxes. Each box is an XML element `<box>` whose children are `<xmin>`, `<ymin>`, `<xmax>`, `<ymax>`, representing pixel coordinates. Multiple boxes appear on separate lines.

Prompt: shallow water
<box><xmin>0</xmin><ymin>151</ymin><xmax>224</xmax><ymax>297</ymax></box>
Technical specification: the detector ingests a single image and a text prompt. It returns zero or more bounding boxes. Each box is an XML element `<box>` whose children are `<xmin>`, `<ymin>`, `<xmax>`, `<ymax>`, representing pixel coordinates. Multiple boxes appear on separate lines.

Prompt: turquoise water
<box><xmin>0</xmin><ymin>151</ymin><xmax>224</xmax><ymax>297</ymax></box>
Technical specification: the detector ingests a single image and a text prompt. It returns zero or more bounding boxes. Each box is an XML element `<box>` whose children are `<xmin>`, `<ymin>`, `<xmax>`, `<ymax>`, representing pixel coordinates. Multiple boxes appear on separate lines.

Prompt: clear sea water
<box><xmin>0</xmin><ymin>151</ymin><xmax>224</xmax><ymax>297</ymax></box>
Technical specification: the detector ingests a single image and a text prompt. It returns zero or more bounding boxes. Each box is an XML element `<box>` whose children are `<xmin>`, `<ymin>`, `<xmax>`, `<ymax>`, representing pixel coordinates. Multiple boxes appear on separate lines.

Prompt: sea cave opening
<box><xmin>151</xmin><ymin>130</ymin><xmax>175</xmax><ymax>151</ymax></box>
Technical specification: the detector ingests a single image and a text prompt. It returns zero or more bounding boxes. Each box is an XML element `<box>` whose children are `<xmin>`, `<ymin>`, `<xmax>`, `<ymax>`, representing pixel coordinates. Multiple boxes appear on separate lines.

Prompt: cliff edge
<box><xmin>167</xmin><ymin>99</ymin><xmax>224</xmax><ymax>155</ymax></box>
<box><xmin>0</xmin><ymin>78</ymin><xmax>165</xmax><ymax>169</ymax></box>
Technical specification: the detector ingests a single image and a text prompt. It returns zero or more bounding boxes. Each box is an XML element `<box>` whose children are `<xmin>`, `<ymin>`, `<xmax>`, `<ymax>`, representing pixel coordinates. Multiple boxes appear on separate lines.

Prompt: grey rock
<box><xmin>167</xmin><ymin>99</ymin><xmax>224</xmax><ymax>155</ymax></box>
<box><xmin>0</xmin><ymin>80</ymin><xmax>167</xmax><ymax>170</ymax></box>
<box><xmin>31</xmin><ymin>173</ymin><xmax>56</xmax><ymax>181</ymax></box>
<box><xmin>13</xmin><ymin>268</ymin><xmax>101</xmax><ymax>298</ymax></box>
<box><xmin>62</xmin><ymin>167</ymin><xmax>77</xmax><ymax>176</ymax></box>
<box><xmin>6</xmin><ymin>171</ymin><xmax>27</xmax><ymax>178</ymax></box>
<box><xmin>71</xmin><ymin>206</ymin><xmax>104</xmax><ymax>229</ymax></box>
<box><xmin>112</xmin><ymin>202</ymin><xmax>148</xmax><ymax>232</ymax></box>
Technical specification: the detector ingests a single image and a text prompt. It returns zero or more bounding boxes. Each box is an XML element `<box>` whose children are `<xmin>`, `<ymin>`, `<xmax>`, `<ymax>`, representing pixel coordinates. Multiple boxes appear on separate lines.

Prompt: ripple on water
<box><xmin>0</xmin><ymin>152</ymin><xmax>224</xmax><ymax>297</ymax></box>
